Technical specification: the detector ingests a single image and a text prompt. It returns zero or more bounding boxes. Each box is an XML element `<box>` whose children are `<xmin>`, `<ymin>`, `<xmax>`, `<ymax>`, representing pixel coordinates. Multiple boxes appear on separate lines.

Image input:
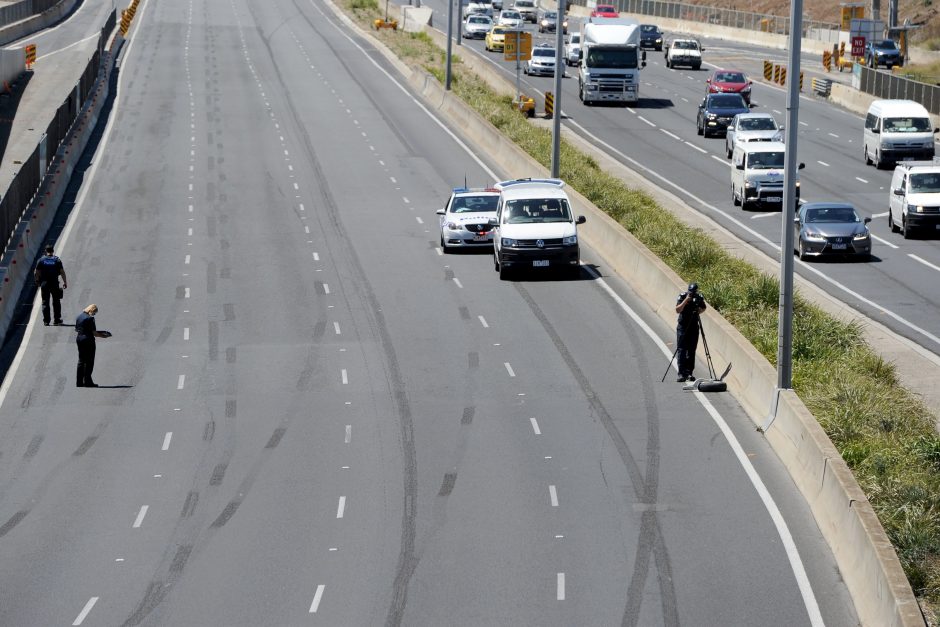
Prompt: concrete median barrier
<box><xmin>322</xmin><ymin>2</ymin><xmax>924</xmax><ymax>623</ymax></box>
<box><xmin>0</xmin><ymin>0</ymin><xmax>82</xmax><ymax>48</ymax></box>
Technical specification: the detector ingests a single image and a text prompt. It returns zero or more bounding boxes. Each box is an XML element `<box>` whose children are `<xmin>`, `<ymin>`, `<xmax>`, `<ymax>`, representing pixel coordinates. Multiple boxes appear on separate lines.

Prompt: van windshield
<box><xmin>746</xmin><ymin>151</ymin><xmax>784</xmax><ymax>169</ymax></box>
<box><xmin>910</xmin><ymin>173</ymin><xmax>940</xmax><ymax>193</ymax></box>
<box><xmin>883</xmin><ymin>117</ymin><xmax>931</xmax><ymax>133</ymax></box>
<box><xmin>503</xmin><ymin>198</ymin><xmax>572</xmax><ymax>223</ymax></box>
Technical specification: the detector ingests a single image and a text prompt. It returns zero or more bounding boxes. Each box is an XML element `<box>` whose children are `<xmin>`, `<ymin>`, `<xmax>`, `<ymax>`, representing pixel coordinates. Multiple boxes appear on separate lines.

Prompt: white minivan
<box><xmin>888</xmin><ymin>161</ymin><xmax>940</xmax><ymax>238</ymax></box>
<box><xmin>731</xmin><ymin>141</ymin><xmax>804</xmax><ymax>210</ymax></box>
<box><xmin>863</xmin><ymin>99</ymin><xmax>939</xmax><ymax>168</ymax></box>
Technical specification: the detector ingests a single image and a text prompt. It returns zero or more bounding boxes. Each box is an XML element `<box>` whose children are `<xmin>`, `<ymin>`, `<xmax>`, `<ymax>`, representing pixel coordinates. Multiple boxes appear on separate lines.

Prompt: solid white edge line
<box><xmin>909</xmin><ymin>253</ymin><xmax>940</xmax><ymax>273</ymax></box>
<box><xmin>309</xmin><ymin>585</ymin><xmax>325</xmax><ymax>613</ymax></box>
<box><xmin>564</xmin><ymin>116</ymin><xmax>940</xmax><ymax>353</ymax></box>
<box><xmin>72</xmin><ymin>596</ymin><xmax>99</xmax><ymax>625</ymax></box>
<box><xmin>586</xmin><ymin>266</ymin><xmax>823</xmax><ymax>626</ymax></box>
<box><xmin>530</xmin><ymin>417</ymin><xmax>541</xmax><ymax>435</ymax></box>
<box><xmin>35</xmin><ymin>32</ymin><xmax>101</xmax><ymax>61</ymax></box>
<box><xmin>6</xmin><ymin>0</ymin><xmax>92</xmax><ymax>48</ymax></box>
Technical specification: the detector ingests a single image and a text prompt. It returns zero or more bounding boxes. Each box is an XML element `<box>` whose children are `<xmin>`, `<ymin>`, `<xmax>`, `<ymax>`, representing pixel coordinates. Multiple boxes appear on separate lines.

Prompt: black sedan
<box><xmin>696</xmin><ymin>93</ymin><xmax>750</xmax><ymax>137</ymax></box>
<box><xmin>794</xmin><ymin>203</ymin><xmax>872</xmax><ymax>261</ymax></box>
<box><xmin>640</xmin><ymin>24</ymin><xmax>663</xmax><ymax>50</ymax></box>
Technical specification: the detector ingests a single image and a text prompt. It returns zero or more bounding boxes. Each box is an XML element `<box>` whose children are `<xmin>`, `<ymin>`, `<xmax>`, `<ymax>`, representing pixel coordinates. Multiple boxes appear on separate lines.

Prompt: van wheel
<box><xmin>902</xmin><ymin>216</ymin><xmax>913</xmax><ymax>239</ymax></box>
<box><xmin>499</xmin><ymin>263</ymin><xmax>511</xmax><ymax>280</ymax></box>
<box><xmin>732</xmin><ymin>185</ymin><xmax>740</xmax><ymax>206</ymax></box>
<box><xmin>874</xmin><ymin>150</ymin><xmax>883</xmax><ymax>169</ymax></box>
<box><xmin>888</xmin><ymin>210</ymin><xmax>899</xmax><ymax>233</ymax></box>
<box><xmin>864</xmin><ymin>145</ymin><xmax>872</xmax><ymax>165</ymax></box>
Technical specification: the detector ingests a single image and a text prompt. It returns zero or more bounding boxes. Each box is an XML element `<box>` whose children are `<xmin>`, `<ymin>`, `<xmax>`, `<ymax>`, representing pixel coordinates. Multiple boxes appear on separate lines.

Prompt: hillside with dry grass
<box><xmin>681</xmin><ymin>0</ymin><xmax>940</xmax><ymax>47</ymax></box>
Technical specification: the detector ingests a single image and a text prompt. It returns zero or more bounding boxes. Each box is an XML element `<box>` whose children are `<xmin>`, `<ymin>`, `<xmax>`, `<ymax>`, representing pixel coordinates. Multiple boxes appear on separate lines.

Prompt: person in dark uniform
<box><xmin>34</xmin><ymin>245</ymin><xmax>68</xmax><ymax>326</ymax></box>
<box><xmin>675</xmin><ymin>283</ymin><xmax>707</xmax><ymax>382</ymax></box>
<box><xmin>75</xmin><ymin>304</ymin><xmax>110</xmax><ymax>387</ymax></box>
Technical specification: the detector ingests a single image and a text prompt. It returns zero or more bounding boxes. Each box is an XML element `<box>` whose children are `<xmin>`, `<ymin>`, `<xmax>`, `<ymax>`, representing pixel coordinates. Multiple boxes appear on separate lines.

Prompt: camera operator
<box><xmin>675</xmin><ymin>283</ymin><xmax>707</xmax><ymax>382</ymax></box>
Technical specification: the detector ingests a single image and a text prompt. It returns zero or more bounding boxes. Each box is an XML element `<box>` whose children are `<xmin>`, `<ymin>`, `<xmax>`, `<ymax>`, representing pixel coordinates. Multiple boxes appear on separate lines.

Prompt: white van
<box><xmin>863</xmin><ymin>100</ymin><xmax>939</xmax><ymax>168</ymax></box>
<box><xmin>888</xmin><ymin>161</ymin><xmax>940</xmax><ymax>238</ymax></box>
<box><xmin>731</xmin><ymin>141</ymin><xmax>804</xmax><ymax>210</ymax></box>
<box><xmin>490</xmin><ymin>178</ymin><xmax>585</xmax><ymax>279</ymax></box>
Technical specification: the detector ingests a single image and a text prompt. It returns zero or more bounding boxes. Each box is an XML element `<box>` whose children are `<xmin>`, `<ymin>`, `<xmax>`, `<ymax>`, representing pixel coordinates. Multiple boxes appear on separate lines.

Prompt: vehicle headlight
<box><xmin>706</xmin><ymin>113</ymin><xmax>717</xmax><ymax>119</ymax></box>
<box><xmin>795</xmin><ymin>180</ymin><xmax>801</xmax><ymax>188</ymax></box>
<box><xmin>446</xmin><ymin>222</ymin><xmax>460</xmax><ymax>230</ymax></box>
<box><xmin>655</xmin><ymin>37</ymin><xmax>662</xmax><ymax>43</ymax></box>
<box><xmin>909</xmin><ymin>204</ymin><xmax>925</xmax><ymax>213</ymax></box>
<box><xmin>773</xmin><ymin>132</ymin><xmax>784</xmax><ymax>142</ymax></box>
<box><xmin>741</xmin><ymin>85</ymin><xmax>751</xmax><ymax>92</ymax></box>
<box><xmin>501</xmin><ymin>237</ymin><xmax>517</xmax><ymax>247</ymax></box>
<box><xmin>541</xmin><ymin>19</ymin><xmax>548</xmax><ymax>25</ymax></box>
<box><xmin>562</xmin><ymin>235</ymin><xmax>577</xmax><ymax>245</ymax></box>
<box><xmin>881</xmin><ymin>141</ymin><xmax>891</xmax><ymax>149</ymax></box>
<box><xmin>804</xmin><ymin>231</ymin><xmax>826</xmax><ymax>242</ymax></box>
<box><xmin>744</xmin><ymin>180</ymin><xmax>756</xmax><ymax>188</ymax></box>
<box><xmin>853</xmin><ymin>230</ymin><xmax>870</xmax><ymax>240</ymax></box>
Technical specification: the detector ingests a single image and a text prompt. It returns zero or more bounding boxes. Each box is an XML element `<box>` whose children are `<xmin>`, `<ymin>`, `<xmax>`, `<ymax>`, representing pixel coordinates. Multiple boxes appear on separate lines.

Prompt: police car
<box><xmin>436</xmin><ymin>187</ymin><xmax>501</xmax><ymax>252</ymax></box>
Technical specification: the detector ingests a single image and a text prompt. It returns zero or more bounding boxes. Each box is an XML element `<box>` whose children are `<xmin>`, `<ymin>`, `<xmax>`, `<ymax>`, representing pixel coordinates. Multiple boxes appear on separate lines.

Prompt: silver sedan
<box><xmin>794</xmin><ymin>202</ymin><xmax>872</xmax><ymax>261</ymax></box>
<box><xmin>437</xmin><ymin>188</ymin><xmax>501</xmax><ymax>252</ymax></box>
<box><xmin>463</xmin><ymin>14</ymin><xmax>493</xmax><ymax>38</ymax></box>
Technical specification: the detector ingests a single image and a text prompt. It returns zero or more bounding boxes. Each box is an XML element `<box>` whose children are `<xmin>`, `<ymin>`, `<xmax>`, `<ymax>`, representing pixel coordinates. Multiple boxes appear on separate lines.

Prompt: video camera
<box><xmin>684</xmin><ymin>283</ymin><xmax>705</xmax><ymax>310</ymax></box>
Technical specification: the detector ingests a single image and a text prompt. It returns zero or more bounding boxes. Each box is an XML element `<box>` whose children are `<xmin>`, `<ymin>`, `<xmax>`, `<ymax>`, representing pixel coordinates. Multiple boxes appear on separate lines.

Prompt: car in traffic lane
<box><xmin>697</xmin><ymin>93</ymin><xmax>750</xmax><ymax>137</ymax></box>
<box><xmin>725</xmin><ymin>112</ymin><xmax>782</xmax><ymax>157</ymax></box>
<box><xmin>865</xmin><ymin>39</ymin><xmax>903</xmax><ymax>68</ymax></box>
<box><xmin>485</xmin><ymin>26</ymin><xmax>513</xmax><ymax>52</ymax></box>
<box><xmin>537</xmin><ymin>10</ymin><xmax>567</xmax><ymax>33</ymax></box>
<box><xmin>639</xmin><ymin>24</ymin><xmax>663</xmax><ymax>50</ymax></box>
<box><xmin>437</xmin><ymin>187</ymin><xmax>501</xmax><ymax>252</ymax></box>
<box><xmin>794</xmin><ymin>203</ymin><xmax>872</xmax><ymax>261</ymax></box>
<box><xmin>497</xmin><ymin>9</ymin><xmax>524</xmax><ymax>28</ymax></box>
<box><xmin>524</xmin><ymin>44</ymin><xmax>557</xmax><ymax>76</ymax></box>
<box><xmin>463</xmin><ymin>14</ymin><xmax>494</xmax><ymax>38</ymax></box>
<box><xmin>590</xmin><ymin>3</ymin><xmax>618</xmax><ymax>17</ymax></box>
<box><xmin>706</xmin><ymin>69</ymin><xmax>752</xmax><ymax>105</ymax></box>
<box><xmin>564</xmin><ymin>32</ymin><xmax>581</xmax><ymax>65</ymax></box>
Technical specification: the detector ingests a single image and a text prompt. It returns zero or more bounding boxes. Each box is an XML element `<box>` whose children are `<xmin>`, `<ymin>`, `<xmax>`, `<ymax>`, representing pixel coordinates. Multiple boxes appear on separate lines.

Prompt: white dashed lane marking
<box><xmin>345</xmin><ymin>425</ymin><xmax>352</xmax><ymax>443</ymax></box>
<box><xmin>177</xmin><ymin>375</ymin><xmax>185</xmax><ymax>390</ymax></box>
<box><xmin>333</xmin><ymin>322</ymin><xmax>341</xmax><ymax>335</ymax></box>
<box><xmin>910</xmin><ymin>254</ymin><xmax>940</xmax><ymax>273</ymax></box>
<box><xmin>530</xmin><ymin>417</ymin><xmax>541</xmax><ymax>435</ymax></box>
<box><xmin>549</xmin><ymin>485</ymin><xmax>558</xmax><ymax>506</ymax></box>
<box><xmin>557</xmin><ymin>573</ymin><xmax>565</xmax><ymax>600</ymax></box>
<box><xmin>341</xmin><ymin>369</ymin><xmax>348</xmax><ymax>385</ymax></box>
<box><xmin>855</xmin><ymin>177</ymin><xmax>868</xmax><ymax>184</ymax></box>
<box><xmin>162</xmin><ymin>432</ymin><xmax>172</xmax><ymax>451</ymax></box>
<box><xmin>478</xmin><ymin>315</ymin><xmax>488</xmax><ymax>328</ymax></box>
<box><xmin>817</xmin><ymin>161</ymin><xmax>829</xmax><ymax>167</ymax></box>
<box><xmin>336</xmin><ymin>496</ymin><xmax>346</xmax><ymax>518</ymax></box>
<box><xmin>72</xmin><ymin>597</ymin><xmax>99</xmax><ymax>625</ymax></box>
<box><xmin>504</xmin><ymin>362</ymin><xmax>515</xmax><ymax>377</ymax></box>
<box><xmin>309</xmin><ymin>585</ymin><xmax>325</xmax><ymax>613</ymax></box>
<box><xmin>132</xmin><ymin>505</ymin><xmax>149</xmax><ymax>528</ymax></box>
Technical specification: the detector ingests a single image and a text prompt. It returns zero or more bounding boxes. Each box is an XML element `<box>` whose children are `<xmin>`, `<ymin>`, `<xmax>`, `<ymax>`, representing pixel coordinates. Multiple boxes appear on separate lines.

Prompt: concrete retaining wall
<box><xmin>322</xmin><ymin>2</ymin><xmax>924</xmax><ymax>623</ymax></box>
<box><xmin>0</xmin><ymin>37</ymin><xmax>123</xmax><ymax>344</ymax></box>
<box><xmin>0</xmin><ymin>0</ymin><xmax>81</xmax><ymax>48</ymax></box>
<box><xmin>0</xmin><ymin>48</ymin><xmax>24</xmax><ymax>87</ymax></box>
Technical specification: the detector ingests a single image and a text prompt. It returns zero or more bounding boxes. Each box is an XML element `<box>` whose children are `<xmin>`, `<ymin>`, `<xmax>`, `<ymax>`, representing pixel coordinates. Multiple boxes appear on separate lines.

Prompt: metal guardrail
<box><xmin>578</xmin><ymin>0</ymin><xmax>840</xmax><ymax>41</ymax></box>
<box><xmin>858</xmin><ymin>64</ymin><xmax>940</xmax><ymax>115</ymax></box>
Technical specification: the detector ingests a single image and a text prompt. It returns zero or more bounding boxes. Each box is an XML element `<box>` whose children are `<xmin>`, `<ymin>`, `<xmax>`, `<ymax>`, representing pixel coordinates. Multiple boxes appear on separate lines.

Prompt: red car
<box><xmin>590</xmin><ymin>4</ymin><xmax>618</xmax><ymax>17</ymax></box>
<box><xmin>706</xmin><ymin>69</ymin><xmax>752</xmax><ymax>105</ymax></box>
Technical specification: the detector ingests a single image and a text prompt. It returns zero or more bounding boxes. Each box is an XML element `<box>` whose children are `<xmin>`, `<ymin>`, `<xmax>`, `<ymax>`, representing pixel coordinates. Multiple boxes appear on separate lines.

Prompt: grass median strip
<box><xmin>339</xmin><ymin>1</ymin><xmax>940</xmax><ymax>616</ymax></box>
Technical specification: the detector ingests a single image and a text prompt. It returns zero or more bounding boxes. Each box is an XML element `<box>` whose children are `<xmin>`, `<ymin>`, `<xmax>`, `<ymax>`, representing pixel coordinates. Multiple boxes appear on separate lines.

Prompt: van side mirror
<box><xmin>863</xmin><ymin>217</ymin><xmax>872</xmax><ymax>224</ymax></box>
<box><xmin>893</xmin><ymin>187</ymin><xmax>905</xmax><ymax>196</ymax></box>
<box><xmin>872</xmin><ymin>127</ymin><xmax>880</xmax><ymax>134</ymax></box>
<box><xmin>793</xmin><ymin>217</ymin><xmax>800</xmax><ymax>224</ymax></box>
<box><xmin>798</xmin><ymin>162</ymin><xmax>805</xmax><ymax>170</ymax></box>
<box><xmin>934</xmin><ymin>127</ymin><xmax>940</xmax><ymax>133</ymax></box>
<box><xmin>576</xmin><ymin>215</ymin><xmax>586</xmax><ymax>224</ymax></box>
<box><xmin>436</xmin><ymin>209</ymin><xmax>445</xmax><ymax>215</ymax></box>
<box><xmin>488</xmin><ymin>217</ymin><xmax>498</xmax><ymax>226</ymax></box>
<box><xmin>641</xmin><ymin>60</ymin><xmax>646</xmax><ymax>68</ymax></box>
<box><xmin>735</xmin><ymin>162</ymin><xmax>744</xmax><ymax>170</ymax></box>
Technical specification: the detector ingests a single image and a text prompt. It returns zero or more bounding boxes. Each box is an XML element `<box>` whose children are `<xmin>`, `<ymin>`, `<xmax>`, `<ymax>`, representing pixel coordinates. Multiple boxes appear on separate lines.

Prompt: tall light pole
<box><xmin>777</xmin><ymin>0</ymin><xmax>803</xmax><ymax>390</ymax></box>
<box><xmin>445</xmin><ymin>0</ymin><xmax>454</xmax><ymax>89</ymax></box>
<box><xmin>550</xmin><ymin>2</ymin><xmax>564</xmax><ymax>177</ymax></box>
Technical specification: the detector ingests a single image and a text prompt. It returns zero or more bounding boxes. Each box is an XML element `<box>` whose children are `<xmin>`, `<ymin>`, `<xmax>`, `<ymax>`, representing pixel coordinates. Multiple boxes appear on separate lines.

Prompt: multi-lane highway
<box><xmin>432</xmin><ymin>7</ymin><xmax>940</xmax><ymax>359</ymax></box>
<box><xmin>0</xmin><ymin>0</ymin><xmax>862</xmax><ymax>624</ymax></box>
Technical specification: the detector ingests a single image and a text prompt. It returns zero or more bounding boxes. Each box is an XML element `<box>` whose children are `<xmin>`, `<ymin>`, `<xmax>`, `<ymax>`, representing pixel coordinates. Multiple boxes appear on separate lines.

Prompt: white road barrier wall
<box><xmin>322</xmin><ymin>2</ymin><xmax>925</xmax><ymax>624</ymax></box>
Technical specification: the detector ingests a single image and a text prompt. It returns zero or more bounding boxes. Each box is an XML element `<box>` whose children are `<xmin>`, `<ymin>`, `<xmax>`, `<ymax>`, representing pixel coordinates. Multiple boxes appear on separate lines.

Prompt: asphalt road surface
<box><xmin>0</xmin><ymin>0</ymin><xmax>859</xmax><ymax>624</ymax></box>
<box><xmin>433</xmin><ymin>8</ymin><xmax>940</xmax><ymax>360</ymax></box>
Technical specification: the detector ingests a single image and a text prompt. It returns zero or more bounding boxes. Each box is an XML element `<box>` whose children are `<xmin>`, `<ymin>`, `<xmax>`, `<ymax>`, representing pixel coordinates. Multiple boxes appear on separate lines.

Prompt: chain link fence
<box><xmin>858</xmin><ymin>65</ymin><xmax>940</xmax><ymax>114</ymax></box>
<box><xmin>578</xmin><ymin>0</ymin><xmax>841</xmax><ymax>41</ymax></box>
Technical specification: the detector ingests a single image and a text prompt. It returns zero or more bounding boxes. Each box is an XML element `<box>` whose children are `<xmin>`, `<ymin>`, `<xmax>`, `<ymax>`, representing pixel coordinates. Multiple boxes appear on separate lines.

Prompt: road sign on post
<box><xmin>851</xmin><ymin>36</ymin><xmax>865</xmax><ymax>57</ymax></box>
<box><xmin>504</xmin><ymin>31</ymin><xmax>532</xmax><ymax>62</ymax></box>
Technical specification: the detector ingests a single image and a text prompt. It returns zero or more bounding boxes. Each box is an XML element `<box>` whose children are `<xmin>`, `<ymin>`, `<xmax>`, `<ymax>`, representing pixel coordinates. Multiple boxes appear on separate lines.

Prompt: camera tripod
<box><xmin>661</xmin><ymin>316</ymin><xmax>731</xmax><ymax>390</ymax></box>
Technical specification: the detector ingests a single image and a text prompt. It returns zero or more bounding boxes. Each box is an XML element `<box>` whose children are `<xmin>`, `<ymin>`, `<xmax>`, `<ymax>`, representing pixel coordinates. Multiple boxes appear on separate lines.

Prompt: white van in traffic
<box><xmin>888</xmin><ymin>161</ymin><xmax>940</xmax><ymax>238</ymax></box>
<box><xmin>490</xmin><ymin>178</ymin><xmax>585</xmax><ymax>279</ymax></box>
<box><xmin>731</xmin><ymin>141</ymin><xmax>804</xmax><ymax>210</ymax></box>
<box><xmin>863</xmin><ymin>99</ymin><xmax>938</xmax><ymax>168</ymax></box>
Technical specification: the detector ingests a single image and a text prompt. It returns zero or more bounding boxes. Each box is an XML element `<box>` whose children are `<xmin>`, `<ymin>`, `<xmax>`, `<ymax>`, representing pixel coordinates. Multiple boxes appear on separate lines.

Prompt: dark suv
<box><xmin>696</xmin><ymin>93</ymin><xmax>750</xmax><ymax>137</ymax></box>
<box><xmin>639</xmin><ymin>24</ymin><xmax>663</xmax><ymax>51</ymax></box>
<box><xmin>865</xmin><ymin>40</ymin><xmax>903</xmax><ymax>69</ymax></box>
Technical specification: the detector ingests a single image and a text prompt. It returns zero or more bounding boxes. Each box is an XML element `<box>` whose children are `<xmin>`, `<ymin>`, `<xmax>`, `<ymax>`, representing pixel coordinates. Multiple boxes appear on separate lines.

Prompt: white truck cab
<box><xmin>490</xmin><ymin>178</ymin><xmax>586</xmax><ymax>279</ymax></box>
<box><xmin>863</xmin><ymin>99</ymin><xmax>939</xmax><ymax>168</ymax></box>
<box><xmin>731</xmin><ymin>141</ymin><xmax>804</xmax><ymax>210</ymax></box>
<box><xmin>888</xmin><ymin>161</ymin><xmax>940</xmax><ymax>238</ymax></box>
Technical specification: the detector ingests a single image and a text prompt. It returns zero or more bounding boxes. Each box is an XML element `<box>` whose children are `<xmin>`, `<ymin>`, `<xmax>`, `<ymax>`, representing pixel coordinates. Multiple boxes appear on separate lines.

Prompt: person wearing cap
<box><xmin>75</xmin><ymin>304</ymin><xmax>110</xmax><ymax>387</ymax></box>
<box><xmin>34</xmin><ymin>245</ymin><xmax>67</xmax><ymax>326</ymax></box>
<box><xmin>675</xmin><ymin>283</ymin><xmax>707</xmax><ymax>382</ymax></box>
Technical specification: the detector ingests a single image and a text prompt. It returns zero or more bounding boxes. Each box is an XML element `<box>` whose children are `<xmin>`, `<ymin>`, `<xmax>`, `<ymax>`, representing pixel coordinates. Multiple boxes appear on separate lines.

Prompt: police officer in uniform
<box><xmin>34</xmin><ymin>245</ymin><xmax>68</xmax><ymax>326</ymax></box>
<box><xmin>75</xmin><ymin>304</ymin><xmax>110</xmax><ymax>387</ymax></box>
<box><xmin>675</xmin><ymin>283</ymin><xmax>707</xmax><ymax>382</ymax></box>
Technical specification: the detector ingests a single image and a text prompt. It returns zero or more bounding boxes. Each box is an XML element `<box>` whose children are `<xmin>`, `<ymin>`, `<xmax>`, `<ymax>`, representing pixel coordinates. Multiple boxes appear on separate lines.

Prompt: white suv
<box><xmin>490</xmin><ymin>178</ymin><xmax>585</xmax><ymax>279</ymax></box>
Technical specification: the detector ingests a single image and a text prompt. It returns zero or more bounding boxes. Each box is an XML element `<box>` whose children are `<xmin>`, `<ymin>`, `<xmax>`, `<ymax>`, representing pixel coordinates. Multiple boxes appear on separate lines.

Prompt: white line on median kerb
<box><xmin>132</xmin><ymin>505</ymin><xmax>148</xmax><ymax>528</ymax></box>
<box><xmin>315</xmin><ymin>6</ymin><xmax>824</xmax><ymax>624</ymax></box>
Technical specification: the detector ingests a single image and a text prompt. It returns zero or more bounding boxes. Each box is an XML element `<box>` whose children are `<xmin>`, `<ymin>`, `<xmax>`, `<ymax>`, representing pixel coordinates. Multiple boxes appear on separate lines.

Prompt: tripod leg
<box><xmin>697</xmin><ymin>318</ymin><xmax>717</xmax><ymax>380</ymax></box>
<box><xmin>661</xmin><ymin>346</ymin><xmax>680</xmax><ymax>382</ymax></box>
